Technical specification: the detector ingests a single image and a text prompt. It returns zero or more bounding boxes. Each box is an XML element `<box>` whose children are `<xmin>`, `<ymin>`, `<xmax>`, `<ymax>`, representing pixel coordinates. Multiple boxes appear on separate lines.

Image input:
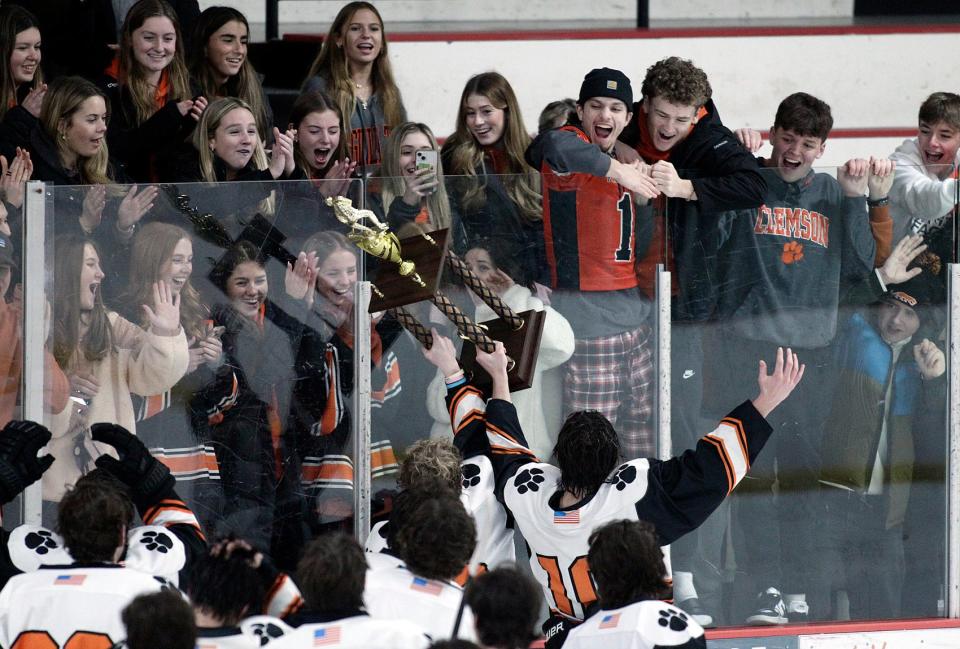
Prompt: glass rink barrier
<box><xmin>8</xmin><ymin>159</ymin><xmax>959</xmax><ymax>636</ymax></box>
<box><xmin>19</xmin><ymin>177</ymin><xmax>365</xmax><ymax>571</ymax></box>
<box><xmin>663</xmin><ymin>159</ymin><xmax>955</xmax><ymax>631</ymax></box>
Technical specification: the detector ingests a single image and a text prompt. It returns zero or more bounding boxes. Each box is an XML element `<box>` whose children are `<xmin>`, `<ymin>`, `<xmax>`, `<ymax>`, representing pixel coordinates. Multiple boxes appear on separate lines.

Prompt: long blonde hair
<box><xmin>441</xmin><ymin>72</ymin><xmax>541</xmax><ymax>222</ymax></box>
<box><xmin>380</xmin><ymin>122</ymin><xmax>450</xmax><ymax>230</ymax></box>
<box><xmin>122</xmin><ymin>223</ymin><xmax>207</xmax><ymax>339</ymax></box>
<box><xmin>303</xmin><ymin>2</ymin><xmax>404</xmax><ymax>128</ymax></box>
<box><xmin>40</xmin><ymin>76</ymin><xmax>113</xmax><ymax>185</ymax></box>
<box><xmin>0</xmin><ymin>5</ymin><xmax>43</xmax><ymax>121</ymax></box>
<box><xmin>118</xmin><ymin>0</ymin><xmax>191</xmax><ymax>127</ymax></box>
<box><xmin>193</xmin><ymin>97</ymin><xmax>268</xmax><ymax>182</ymax></box>
<box><xmin>188</xmin><ymin>7</ymin><xmax>269</xmax><ymax>137</ymax></box>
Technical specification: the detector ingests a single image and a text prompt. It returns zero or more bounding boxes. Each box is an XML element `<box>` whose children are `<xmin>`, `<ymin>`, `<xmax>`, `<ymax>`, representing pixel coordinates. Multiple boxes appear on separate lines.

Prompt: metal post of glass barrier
<box><xmin>352</xmin><ymin>280</ymin><xmax>373</xmax><ymax>543</ymax></box>
<box><xmin>948</xmin><ymin>263</ymin><xmax>960</xmax><ymax>617</ymax></box>
<box><xmin>655</xmin><ymin>263</ymin><xmax>671</xmax><ymax>462</ymax></box>
<box><xmin>655</xmin><ymin>263</ymin><xmax>672</xmax><ymax>572</ymax></box>
<box><xmin>20</xmin><ymin>181</ymin><xmax>46</xmax><ymax>525</ymax></box>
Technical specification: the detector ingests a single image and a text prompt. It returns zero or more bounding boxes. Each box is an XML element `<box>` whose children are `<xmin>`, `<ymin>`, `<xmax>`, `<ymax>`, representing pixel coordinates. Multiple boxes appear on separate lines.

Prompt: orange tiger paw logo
<box><xmin>781</xmin><ymin>241</ymin><xmax>804</xmax><ymax>264</ymax></box>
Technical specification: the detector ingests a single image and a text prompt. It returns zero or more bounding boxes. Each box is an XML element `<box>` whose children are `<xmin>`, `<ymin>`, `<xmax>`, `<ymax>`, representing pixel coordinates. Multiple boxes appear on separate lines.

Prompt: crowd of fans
<box><xmin>0</xmin><ymin>0</ymin><xmax>957</xmax><ymax>646</ymax></box>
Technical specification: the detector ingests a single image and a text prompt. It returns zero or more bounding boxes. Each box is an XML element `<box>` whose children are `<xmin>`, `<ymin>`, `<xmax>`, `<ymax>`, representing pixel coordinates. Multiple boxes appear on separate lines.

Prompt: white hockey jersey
<box><xmin>195</xmin><ymin>616</ymin><xmax>292</xmax><ymax>649</ymax></box>
<box><xmin>564</xmin><ymin>601</ymin><xmax>706</xmax><ymax>649</ymax></box>
<box><xmin>0</xmin><ymin>564</ymin><xmax>175</xmax><ymax>649</ymax></box>
<box><xmin>267</xmin><ymin>614</ymin><xmax>429</xmax><ymax>649</ymax></box>
<box><xmin>363</xmin><ymin>565</ymin><xmax>477</xmax><ymax>642</ymax></box>
<box><xmin>446</xmin><ymin>383</ymin><xmax>772</xmax><ymax>622</ymax></box>
<box><xmin>364</xmin><ymin>456</ymin><xmax>514</xmax><ymax>576</ymax></box>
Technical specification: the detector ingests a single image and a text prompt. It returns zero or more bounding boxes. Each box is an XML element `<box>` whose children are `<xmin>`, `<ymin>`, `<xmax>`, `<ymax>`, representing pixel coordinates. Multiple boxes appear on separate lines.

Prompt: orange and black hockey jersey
<box><xmin>526</xmin><ymin>126</ymin><xmax>650</xmax><ymax>292</ymax></box>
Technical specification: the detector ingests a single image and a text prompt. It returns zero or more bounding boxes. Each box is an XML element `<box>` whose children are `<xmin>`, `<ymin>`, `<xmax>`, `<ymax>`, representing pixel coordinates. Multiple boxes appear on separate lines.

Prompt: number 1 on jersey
<box><xmin>614</xmin><ymin>192</ymin><xmax>634</xmax><ymax>262</ymax></box>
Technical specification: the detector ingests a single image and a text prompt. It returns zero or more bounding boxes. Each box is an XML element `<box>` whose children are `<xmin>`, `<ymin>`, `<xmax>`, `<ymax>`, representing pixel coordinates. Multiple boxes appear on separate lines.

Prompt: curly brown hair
<box><xmin>399</xmin><ymin>439</ymin><xmax>462</xmax><ymax>492</ymax></box>
<box><xmin>587</xmin><ymin>519</ymin><xmax>668</xmax><ymax>609</ymax></box>
<box><xmin>640</xmin><ymin>57</ymin><xmax>712</xmax><ymax>108</ymax></box>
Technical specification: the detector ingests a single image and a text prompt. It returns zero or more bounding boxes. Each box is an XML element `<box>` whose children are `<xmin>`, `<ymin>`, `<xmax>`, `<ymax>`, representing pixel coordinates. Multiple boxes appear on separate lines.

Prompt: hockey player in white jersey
<box><xmin>0</xmin><ymin>471</ymin><xmax>181</xmax><ymax>649</ymax></box>
<box><xmin>565</xmin><ymin>520</ymin><xmax>706</xmax><ymax>649</ymax></box>
<box><xmin>269</xmin><ymin>533</ymin><xmax>430</xmax><ymax>649</ymax></box>
<box><xmin>364</xmin><ymin>484</ymin><xmax>479</xmax><ymax>642</ymax></box>
<box><xmin>365</xmin><ymin>438</ymin><xmax>514</xmax><ymax>580</ymax></box>
<box><xmin>423</xmin><ymin>335</ymin><xmax>803</xmax><ymax>647</ymax></box>
<box><xmin>189</xmin><ymin>539</ymin><xmax>296</xmax><ymax>649</ymax></box>
<box><xmin>0</xmin><ymin>420</ymin><xmax>211</xmax><ymax>649</ymax></box>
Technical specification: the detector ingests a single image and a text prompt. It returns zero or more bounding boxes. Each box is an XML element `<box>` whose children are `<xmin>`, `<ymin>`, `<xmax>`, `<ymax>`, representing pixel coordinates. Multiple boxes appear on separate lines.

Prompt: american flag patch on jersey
<box><xmin>598</xmin><ymin>613</ymin><xmax>621</xmax><ymax>629</ymax></box>
<box><xmin>54</xmin><ymin>574</ymin><xmax>86</xmax><ymax>585</ymax></box>
<box><xmin>313</xmin><ymin>627</ymin><xmax>340</xmax><ymax>646</ymax></box>
<box><xmin>553</xmin><ymin>510</ymin><xmax>580</xmax><ymax>525</ymax></box>
<box><xmin>410</xmin><ymin>576</ymin><xmax>443</xmax><ymax>595</ymax></box>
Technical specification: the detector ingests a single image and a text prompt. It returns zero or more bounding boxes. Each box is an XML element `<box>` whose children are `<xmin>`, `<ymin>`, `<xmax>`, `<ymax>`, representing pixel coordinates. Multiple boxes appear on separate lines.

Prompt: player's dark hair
<box><xmin>387</xmin><ymin>476</ymin><xmax>455</xmax><ymax>550</ymax></box>
<box><xmin>773</xmin><ymin>92</ymin><xmax>834</xmax><ymax>141</ymax></box>
<box><xmin>588</xmin><ymin>519</ymin><xmax>668</xmax><ymax>609</ymax></box>
<box><xmin>186</xmin><ymin>541</ymin><xmax>265</xmax><ymax>625</ymax></box>
<box><xmin>297</xmin><ymin>533</ymin><xmax>367</xmax><ymax>612</ymax></box>
<box><xmin>399</xmin><ymin>439</ymin><xmax>462</xmax><ymax>492</ymax></box>
<box><xmin>919</xmin><ymin>92</ymin><xmax>960</xmax><ymax>131</ymax></box>
<box><xmin>554</xmin><ymin>410</ymin><xmax>621</xmax><ymax>498</ymax></box>
<box><xmin>428</xmin><ymin>641</ymin><xmax>482</xmax><ymax>649</ymax></box>
<box><xmin>123</xmin><ymin>591</ymin><xmax>196</xmax><ymax>649</ymax></box>
<box><xmin>465</xmin><ymin>567</ymin><xmax>542</xmax><ymax>649</ymax></box>
<box><xmin>640</xmin><ymin>57</ymin><xmax>711</xmax><ymax>108</ymax></box>
<box><xmin>395</xmin><ymin>487</ymin><xmax>476</xmax><ymax>581</ymax></box>
<box><xmin>58</xmin><ymin>470</ymin><xmax>134</xmax><ymax>562</ymax></box>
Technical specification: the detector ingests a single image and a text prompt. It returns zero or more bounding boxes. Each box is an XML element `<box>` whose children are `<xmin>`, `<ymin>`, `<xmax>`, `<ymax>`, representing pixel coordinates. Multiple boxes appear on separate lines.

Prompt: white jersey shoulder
<box><xmin>268</xmin><ymin>615</ymin><xmax>429</xmax><ymax>649</ymax></box>
<box><xmin>0</xmin><ymin>565</ymin><xmax>173</xmax><ymax>649</ymax></box>
<box><xmin>8</xmin><ymin>524</ymin><xmax>185</xmax><ymax>583</ymax></box>
<box><xmin>364</xmin><ymin>565</ymin><xmax>476</xmax><ymax>642</ymax></box>
<box><xmin>504</xmin><ymin>459</ymin><xmax>652</xmax><ymax>621</ymax></box>
<box><xmin>565</xmin><ymin>601</ymin><xmax>706</xmax><ymax>649</ymax></box>
<box><xmin>196</xmin><ymin>616</ymin><xmax>292</xmax><ymax>649</ymax></box>
<box><xmin>460</xmin><ymin>455</ymin><xmax>514</xmax><ymax>571</ymax></box>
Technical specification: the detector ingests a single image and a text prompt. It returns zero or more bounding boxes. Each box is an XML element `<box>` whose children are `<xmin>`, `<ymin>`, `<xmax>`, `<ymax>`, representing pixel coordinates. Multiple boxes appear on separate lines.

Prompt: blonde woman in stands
<box><xmin>302</xmin><ymin>1</ymin><xmax>406</xmax><ymax>176</ymax></box>
<box><xmin>102</xmin><ymin>0</ymin><xmax>203</xmax><ymax>183</ymax></box>
<box><xmin>188</xmin><ymin>6</ymin><xmax>272</xmax><ymax>139</ymax></box>
<box><xmin>441</xmin><ymin>72</ymin><xmax>544</xmax><ymax>287</ymax></box>
<box><xmin>377</xmin><ymin>121</ymin><xmax>452</xmax><ymax>234</ymax></box>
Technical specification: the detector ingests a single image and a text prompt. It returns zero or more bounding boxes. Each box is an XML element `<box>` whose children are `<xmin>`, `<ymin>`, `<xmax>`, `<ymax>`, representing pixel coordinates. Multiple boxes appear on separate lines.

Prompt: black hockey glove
<box><xmin>0</xmin><ymin>420</ymin><xmax>54</xmax><ymax>506</ymax></box>
<box><xmin>91</xmin><ymin>422</ymin><xmax>174</xmax><ymax>504</ymax></box>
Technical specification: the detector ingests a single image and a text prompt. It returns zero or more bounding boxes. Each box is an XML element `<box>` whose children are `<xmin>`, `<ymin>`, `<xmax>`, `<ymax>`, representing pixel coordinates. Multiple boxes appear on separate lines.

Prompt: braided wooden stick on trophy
<box><xmin>327</xmin><ymin>195</ymin><xmax>543</xmax><ymax>390</ymax></box>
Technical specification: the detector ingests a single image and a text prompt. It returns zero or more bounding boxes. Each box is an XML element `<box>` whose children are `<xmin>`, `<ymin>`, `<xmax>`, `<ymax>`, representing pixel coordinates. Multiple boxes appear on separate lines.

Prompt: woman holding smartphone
<box><xmin>377</xmin><ymin>121</ymin><xmax>453</xmax><ymax>234</ymax></box>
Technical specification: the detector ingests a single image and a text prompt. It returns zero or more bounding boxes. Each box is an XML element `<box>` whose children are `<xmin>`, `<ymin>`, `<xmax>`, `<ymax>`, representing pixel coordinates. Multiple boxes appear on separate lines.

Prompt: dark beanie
<box><xmin>578</xmin><ymin>68</ymin><xmax>633</xmax><ymax>108</ymax></box>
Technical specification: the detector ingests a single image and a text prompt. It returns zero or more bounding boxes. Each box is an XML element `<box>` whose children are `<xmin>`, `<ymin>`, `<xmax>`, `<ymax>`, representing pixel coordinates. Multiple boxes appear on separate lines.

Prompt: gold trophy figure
<box><xmin>326</xmin><ymin>196</ymin><xmax>426</xmax><ymax>287</ymax></box>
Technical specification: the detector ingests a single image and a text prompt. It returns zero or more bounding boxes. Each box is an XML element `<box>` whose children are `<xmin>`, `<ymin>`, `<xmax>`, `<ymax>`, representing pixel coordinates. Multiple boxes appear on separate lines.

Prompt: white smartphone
<box><xmin>416</xmin><ymin>149</ymin><xmax>437</xmax><ymax>171</ymax></box>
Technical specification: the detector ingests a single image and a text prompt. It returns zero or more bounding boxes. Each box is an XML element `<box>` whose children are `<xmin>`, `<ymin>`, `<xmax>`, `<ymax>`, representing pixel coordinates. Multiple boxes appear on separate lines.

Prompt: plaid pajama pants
<box><xmin>563</xmin><ymin>324</ymin><xmax>655</xmax><ymax>459</ymax></box>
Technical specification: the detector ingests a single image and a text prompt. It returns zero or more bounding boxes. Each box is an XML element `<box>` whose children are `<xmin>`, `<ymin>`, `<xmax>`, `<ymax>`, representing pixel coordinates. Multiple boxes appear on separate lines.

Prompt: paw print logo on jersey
<box><xmin>514</xmin><ymin>467</ymin><xmax>546</xmax><ymax>494</ymax></box>
<box><xmin>140</xmin><ymin>530</ymin><xmax>174</xmax><ymax>553</ymax></box>
<box><xmin>461</xmin><ymin>463</ymin><xmax>482</xmax><ymax>489</ymax></box>
<box><xmin>24</xmin><ymin>530</ymin><xmax>60</xmax><ymax>555</ymax></box>
<box><xmin>612</xmin><ymin>464</ymin><xmax>637</xmax><ymax>491</ymax></box>
<box><xmin>781</xmin><ymin>241</ymin><xmax>804</xmax><ymax>264</ymax></box>
<box><xmin>153</xmin><ymin>576</ymin><xmax>177</xmax><ymax>592</ymax></box>
<box><xmin>249</xmin><ymin>622</ymin><xmax>286</xmax><ymax>646</ymax></box>
<box><xmin>658</xmin><ymin>607</ymin><xmax>689</xmax><ymax>632</ymax></box>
